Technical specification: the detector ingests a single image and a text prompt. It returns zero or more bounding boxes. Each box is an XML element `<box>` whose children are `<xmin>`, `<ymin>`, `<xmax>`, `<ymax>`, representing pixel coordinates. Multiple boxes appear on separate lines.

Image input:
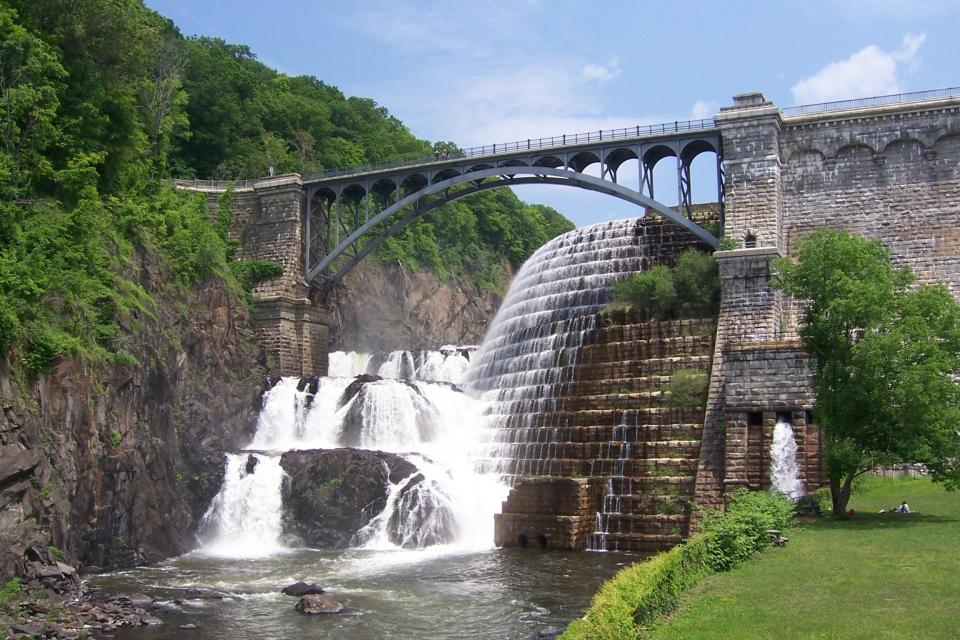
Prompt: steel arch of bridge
<box><xmin>304</xmin><ymin>130</ymin><xmax>723</xmax><ymax>290</ymax></box>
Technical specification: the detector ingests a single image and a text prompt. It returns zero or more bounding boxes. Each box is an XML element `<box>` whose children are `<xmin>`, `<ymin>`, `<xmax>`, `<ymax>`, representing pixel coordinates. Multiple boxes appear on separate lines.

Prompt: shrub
<box><xmin>562</xmin><ymin>537</ymin><xmax>712</xmax><ymax>640</ymax></box>
<box><xmin>611</xmin><ymin>265</ymin><xmax>676</xmax><ymax>320</ymax></box>
<box><xmin>0</xmin><ymin>577</ymin><xmax>22</xmax><ymax>605</ymax></box>
<box><xmin>717</xmin><ymin>235</ymin><xmax>740</xmax><ymax>251</ymax></box>
<box><xmin>610</xmin><ymin>250</ymin><xmax>719</xmax><ymax>320</ymax></box>
<box><xmin>667</xmin><ymin>368</ymin><xmax>709</xmax><ymax>408</ymax></box>
<box><xmin>701</xmin><ymin>489</ymin><xmax>794</xmax><ymax>571</ymax></box>
<box><xmin>561</xmin><ymin>489</ymin><xmax>794</xmax><ymax>639</ymax></box>
<box><xmin>673</xmin><ymin>249</ymin><xmax>720</xmax><ymax>307</ymax></box>
<box><xmin>229</xmin><ymin>260</ymin><xmax>284</xmax><ymax>290</ymax></box>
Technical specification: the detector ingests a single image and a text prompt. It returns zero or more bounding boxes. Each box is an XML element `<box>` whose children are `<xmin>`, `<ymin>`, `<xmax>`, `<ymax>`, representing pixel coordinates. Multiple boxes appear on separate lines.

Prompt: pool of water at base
<box><xmin>90</xmin><ymin>546</ymin><xmax>636</xmax><ymax>640</ymax></box>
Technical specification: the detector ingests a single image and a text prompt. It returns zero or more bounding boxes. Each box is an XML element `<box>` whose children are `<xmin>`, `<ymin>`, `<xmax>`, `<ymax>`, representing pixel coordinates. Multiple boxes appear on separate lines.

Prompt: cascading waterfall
<box><xmin>464</xmin><ymin>219</ymin><xmax>650</xmax><ymax>480</ymax></box>
<box><xmin>329</xmin><ymin>347</ymin><xmax>474</xmax><ymax>384</ymax></box>
<box><xmin>770</xmin><ymin>419</ymin><xmax>805</xmax><ymax>499</ymax></box>
<box><xmin>202</xmin><ymin>218</ymin><xmax>666</xmax><ymax>556</ymax></box>
<box><xmin>199</xmin><ymin>453</ymin><xmax>287</xmax><ymax>557</ymax></box>
<box><xmin>587</xmin><ymin>412</ymin><xmax>637</xmax><ymax>551</ymax></box>
<box><xmin>328</xmin><ymin>350</ymin><xmax>372</xmax><ymax>378</ymax></box>
<box><xmin>200</xmin><ymin>347</ymin><xmax>505</xmax><ymax>556</ymax></box>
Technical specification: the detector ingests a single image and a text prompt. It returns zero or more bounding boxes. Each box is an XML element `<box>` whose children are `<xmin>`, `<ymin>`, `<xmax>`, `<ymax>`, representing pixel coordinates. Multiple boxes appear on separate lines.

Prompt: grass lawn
<box><xmin>650</xmin><ymin>477</ymin><xmax>960</xmax><ymax>640</ymax></box>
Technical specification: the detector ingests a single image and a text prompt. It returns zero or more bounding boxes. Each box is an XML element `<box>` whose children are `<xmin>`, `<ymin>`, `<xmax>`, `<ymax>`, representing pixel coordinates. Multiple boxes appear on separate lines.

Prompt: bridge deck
<box><xmin>302</xmin><ymin>119</ymin><xmax>718</xmax><ymax>187</ymax></box>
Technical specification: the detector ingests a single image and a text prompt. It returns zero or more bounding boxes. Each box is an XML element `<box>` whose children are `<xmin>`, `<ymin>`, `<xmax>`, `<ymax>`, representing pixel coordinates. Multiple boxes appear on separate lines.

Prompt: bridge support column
<box><xmin>222</xmin><ymin>175</ymin><xmax>332</xmax><ymax>377</ymax></box>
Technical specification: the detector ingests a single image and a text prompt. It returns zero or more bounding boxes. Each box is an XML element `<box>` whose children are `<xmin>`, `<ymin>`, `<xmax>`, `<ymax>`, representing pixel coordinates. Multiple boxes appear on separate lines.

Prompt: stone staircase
<box><xmin>493</xmin><ymin>317</ymin><xmax>716</xmax><ymax>552</ymax></box>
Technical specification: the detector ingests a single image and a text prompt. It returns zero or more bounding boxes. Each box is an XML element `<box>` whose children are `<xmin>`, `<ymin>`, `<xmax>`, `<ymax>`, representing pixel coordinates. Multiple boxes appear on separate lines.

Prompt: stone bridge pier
<box><xmin>184</xmin><ymin>175</ymin><xmax>332</xmax><ymax>377</ymax></box>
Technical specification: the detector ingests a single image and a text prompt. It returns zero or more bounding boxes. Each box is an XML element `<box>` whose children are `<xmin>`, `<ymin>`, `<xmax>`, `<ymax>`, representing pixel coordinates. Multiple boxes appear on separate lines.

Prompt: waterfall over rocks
<box><xmin>201</xmin><ymin>215</ymin><xmax>717</xmax><ymax>556</ymax></box>
<box><xmin>329</xmin><ymin>347</ymin><xmax>474</xmax><ymax>384</ymax></box>
<box><xmin>200</xmin><ymin>348</ymin><xmax>505</xmax><ymax>556</ymax></box>
<box><xmin>199</xmin><ymin>453</ymin><xmax>287</xmax><ymax>558</ymax></box>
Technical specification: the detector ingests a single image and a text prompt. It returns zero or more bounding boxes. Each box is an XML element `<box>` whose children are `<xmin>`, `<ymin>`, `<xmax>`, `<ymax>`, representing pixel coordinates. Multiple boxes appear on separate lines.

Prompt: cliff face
<box><xmin>330</xmin><ymin>260</ymin><xmax>507</xmax><ymax>351</ymax></box>
<box><xmin>0</xmin><ymin>258</ymin><xmax>268</xmax><ymax>580</ymax></box>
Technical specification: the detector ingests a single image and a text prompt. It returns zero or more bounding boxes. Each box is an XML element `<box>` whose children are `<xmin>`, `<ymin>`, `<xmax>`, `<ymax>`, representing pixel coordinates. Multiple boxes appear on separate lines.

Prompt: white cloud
<box><xmin>335</xmin><ymin>4</ymin><xmax>668</xmax><ymax>154</ymax></box>
<box><xmin>416</xmin><ymin>62</ymin><xmax>664</xmax><ymax>148</ymax></box>
<box><xmin>342</xmin><ymin>2</ymin><xmax>542</xmax><ymax>58</ymax></box>
<box><xmin>581</xmin><ymin>57</ymin><xmax>621</xmax><ymax>83</ymax></box>
<box><xmin>790</xmin><ymin>33</ymin><xmax>926</xmax><ymax>104</ymax></box>
<box><xmin>691</xmin><ymin>100</ymin><xmax>720</xmax><ymax>120</ymax></box>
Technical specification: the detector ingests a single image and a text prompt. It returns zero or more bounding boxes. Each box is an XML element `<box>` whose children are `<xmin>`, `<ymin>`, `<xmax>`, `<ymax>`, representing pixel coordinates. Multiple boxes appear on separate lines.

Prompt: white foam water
<box><xmin>770</xmin><ymin>419</ymin><xmax>805</xmax><ymax>499</ymax></box>
<box><xmin>199</xmin><ymin>453</ymin><xmax>287</xmax><ymax>558</ymax></box>
<box><xmin>464</xmin><ymin>219</ymin><xmax>649</xmax><ymax>479</ymax></box>
<box><xmin>329</xmin><ymin>347</ymin><xmax>475</xmax><ymax>384</ymax></box>
<box><xmin>201</xmin><ymin>350</ymin><xmax>506</xmax><ymax>557</ymax></box>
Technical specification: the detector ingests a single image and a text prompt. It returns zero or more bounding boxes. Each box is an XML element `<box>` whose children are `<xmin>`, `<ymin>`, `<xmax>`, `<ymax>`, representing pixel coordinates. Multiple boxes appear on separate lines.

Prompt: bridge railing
<box><xmin>174</xmin><ymin>178</ymin><xmax>260</xmax><ymax>191</ymax></box>
<box><xmin>304</xmin><ymin>118</ymin><xmax>716</xmax><ymax>181</ymax></box>
<box><xmin>782</xmin><ymin>86</ymin><xmax>960</xmax><ymax>116</ymax></box>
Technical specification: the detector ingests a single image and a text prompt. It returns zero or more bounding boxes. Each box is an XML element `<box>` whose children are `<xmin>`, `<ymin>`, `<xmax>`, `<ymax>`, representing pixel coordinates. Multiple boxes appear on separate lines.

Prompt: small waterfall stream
<box><xmin>770</xmin><ymin>419</ymin><xmax>805</xmax><ymax>499</ymax></box>
<box><xmin>199</xmin><ymin>454</ymin><xmax>287</xmax><ymax>557</ymax></box>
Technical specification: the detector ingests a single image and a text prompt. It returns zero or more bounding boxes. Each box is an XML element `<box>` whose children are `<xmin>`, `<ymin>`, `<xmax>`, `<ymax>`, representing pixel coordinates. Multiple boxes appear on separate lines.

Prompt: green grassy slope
<box><xmin>651</xmin><ymin>477</ymin><xmax>959</xmax><ymax>640</ymax></box>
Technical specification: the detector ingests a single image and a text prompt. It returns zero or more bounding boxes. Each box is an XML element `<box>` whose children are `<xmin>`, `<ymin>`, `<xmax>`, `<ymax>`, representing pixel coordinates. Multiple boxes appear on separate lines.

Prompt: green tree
<box><xmin>776</xmin><ymin>229</ymin><xmax>960</xmax><ymax>514</ymax></box>
<box><xmin>0</xmin><ymin>5</ymin><xmax>65</xmax><ymax>195</ymax></box>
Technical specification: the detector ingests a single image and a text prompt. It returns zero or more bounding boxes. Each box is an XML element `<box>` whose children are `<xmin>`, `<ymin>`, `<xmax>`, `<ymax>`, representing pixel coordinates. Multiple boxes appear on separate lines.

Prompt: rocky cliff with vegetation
<box><xmin>0</xmin><ymin>263</ymin><xmax>267</xmax><ymax>580</ymax></box>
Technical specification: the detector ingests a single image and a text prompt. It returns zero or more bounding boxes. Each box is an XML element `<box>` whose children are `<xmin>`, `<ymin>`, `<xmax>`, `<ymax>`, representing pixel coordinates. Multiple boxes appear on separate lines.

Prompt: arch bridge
<box><xmin>302</xmin><ymin>120</ymin><xmax>724</xmax><ymax>291</ymax></box>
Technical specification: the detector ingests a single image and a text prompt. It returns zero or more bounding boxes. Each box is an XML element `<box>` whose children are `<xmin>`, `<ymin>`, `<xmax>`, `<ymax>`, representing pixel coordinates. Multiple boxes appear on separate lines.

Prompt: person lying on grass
<box><xmin>879</xmin><ymin>501</ymin><xmax>912</xmax><ymax>514</ymax></box>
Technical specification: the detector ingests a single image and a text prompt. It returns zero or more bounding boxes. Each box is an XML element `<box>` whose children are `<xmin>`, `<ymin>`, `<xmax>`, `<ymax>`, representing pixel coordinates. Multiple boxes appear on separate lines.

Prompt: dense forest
<box><xmin>0</xmin><ymin>0</ymin><xmax>574</xmax><ymax>372</ymax></box>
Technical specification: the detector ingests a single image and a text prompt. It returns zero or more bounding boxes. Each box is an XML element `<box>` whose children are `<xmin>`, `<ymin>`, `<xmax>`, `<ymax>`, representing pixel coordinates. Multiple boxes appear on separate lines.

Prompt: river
<box><xmin>93</xmin><ymin>546</ymin><xmax>633</xmax><ymax>639</ymax></box>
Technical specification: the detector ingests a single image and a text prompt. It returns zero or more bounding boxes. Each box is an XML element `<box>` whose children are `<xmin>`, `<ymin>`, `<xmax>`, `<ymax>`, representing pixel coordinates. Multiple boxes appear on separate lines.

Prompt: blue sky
<box><xmin>146</xmin><ymin>0</ymin><xmax>959</xmax><ymax>226</ymax></box>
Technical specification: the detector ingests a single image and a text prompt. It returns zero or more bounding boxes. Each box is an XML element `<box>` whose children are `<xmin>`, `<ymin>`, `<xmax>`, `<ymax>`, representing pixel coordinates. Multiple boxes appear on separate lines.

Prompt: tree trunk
<box><xmin>830</xmin><ymin>473</ymin><xmax>855</xmax><ymax>515</ymax></box>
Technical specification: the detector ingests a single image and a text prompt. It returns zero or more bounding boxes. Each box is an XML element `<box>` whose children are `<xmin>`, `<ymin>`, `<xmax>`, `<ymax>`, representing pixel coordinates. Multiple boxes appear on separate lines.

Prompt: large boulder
<box><xmin>279</xmin><ymin>449</ymin><xmax>417</xmax><ymax>548</ymax></box>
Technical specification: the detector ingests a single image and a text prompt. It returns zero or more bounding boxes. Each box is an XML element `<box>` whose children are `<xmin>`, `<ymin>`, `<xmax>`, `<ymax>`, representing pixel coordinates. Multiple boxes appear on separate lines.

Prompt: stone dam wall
<box><xmin>494</xmin><ymin>317</ymin><xmax>718</xmax><ymax>552</ymax></box>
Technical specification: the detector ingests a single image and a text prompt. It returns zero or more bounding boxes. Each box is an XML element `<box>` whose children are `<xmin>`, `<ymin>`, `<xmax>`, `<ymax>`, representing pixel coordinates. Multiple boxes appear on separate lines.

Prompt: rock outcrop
<box><xmin>279</xmin><ymin>448</ymin><xmax>417</xmax><ymax>548</ymax></box>
<box><xmin>0</xmin><ymin>255</ymin><xmax>269</xmax><ymax>581</ymax></box>
<box><xmin>330</xmin><ymin>259</ymin><xmax>506</xmax><ymax>351</ymax></box>
<box><xmin>295</xmin><ymin>593</ymin><xmax>344</xmax><ymax>615</ymax></box>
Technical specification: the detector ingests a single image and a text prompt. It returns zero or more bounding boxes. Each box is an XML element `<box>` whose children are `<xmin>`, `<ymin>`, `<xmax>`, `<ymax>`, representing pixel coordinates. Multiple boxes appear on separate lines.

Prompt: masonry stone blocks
<box><xmin>696</xmin><ymin>91</ymin><xmax>960</xmax><ymax>506</ymax></box>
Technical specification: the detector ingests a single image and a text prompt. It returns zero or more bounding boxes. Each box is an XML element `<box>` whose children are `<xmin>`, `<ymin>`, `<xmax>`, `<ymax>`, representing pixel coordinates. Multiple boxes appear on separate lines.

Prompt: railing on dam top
<box><xmin>782</xmin><ymin>86</ymin><xmax>960</xmax><ymax>116</ymax></box>
<box><xmin>302</xmin><ymin>118</ymin><xmax>717</xmax><ymax>182</ymax></box>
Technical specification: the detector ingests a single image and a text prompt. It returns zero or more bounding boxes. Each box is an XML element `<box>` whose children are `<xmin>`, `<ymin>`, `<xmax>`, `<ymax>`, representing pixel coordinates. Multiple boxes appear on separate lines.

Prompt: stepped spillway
<box><xmin>465</xmin><ymin>215</ymin><xmax>718</xmax><ymax>552</ymax></box>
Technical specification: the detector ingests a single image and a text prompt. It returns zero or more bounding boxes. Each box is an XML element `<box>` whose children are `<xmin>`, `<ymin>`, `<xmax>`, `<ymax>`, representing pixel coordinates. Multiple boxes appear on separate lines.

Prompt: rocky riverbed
<box><xmin>0</xmin><ymin>547</ymin><xmax>167</xmax><ymax>639</ymax></box>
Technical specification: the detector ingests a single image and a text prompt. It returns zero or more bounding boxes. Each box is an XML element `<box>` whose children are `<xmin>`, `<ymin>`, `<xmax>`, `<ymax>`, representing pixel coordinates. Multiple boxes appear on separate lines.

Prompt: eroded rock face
<box><xmin>279</xmin><ymin>449</ymin><xmax>416</xmax><ymax>548</ymax></box>
<box><xmin>330</xmin><ymin>259</ymin><xmax>506</xmax><ymax>351</ymax></box>
<box><xmin>0</xmin><ymin>263</ymin><xmax>269</xmax><ymax>580</ymax></box>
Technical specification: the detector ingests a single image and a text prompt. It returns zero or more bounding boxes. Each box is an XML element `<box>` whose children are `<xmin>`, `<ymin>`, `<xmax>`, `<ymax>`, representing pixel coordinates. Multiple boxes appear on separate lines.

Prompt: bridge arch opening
<box><xmin>647</xmin><ymin>152</ymin><xmax>679</xmax><ymax>206</ymax></box>
<box><xmin>305</xmin><ymin>165</ymin><xmax>720</xmax><ymax>291</ymax></box>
